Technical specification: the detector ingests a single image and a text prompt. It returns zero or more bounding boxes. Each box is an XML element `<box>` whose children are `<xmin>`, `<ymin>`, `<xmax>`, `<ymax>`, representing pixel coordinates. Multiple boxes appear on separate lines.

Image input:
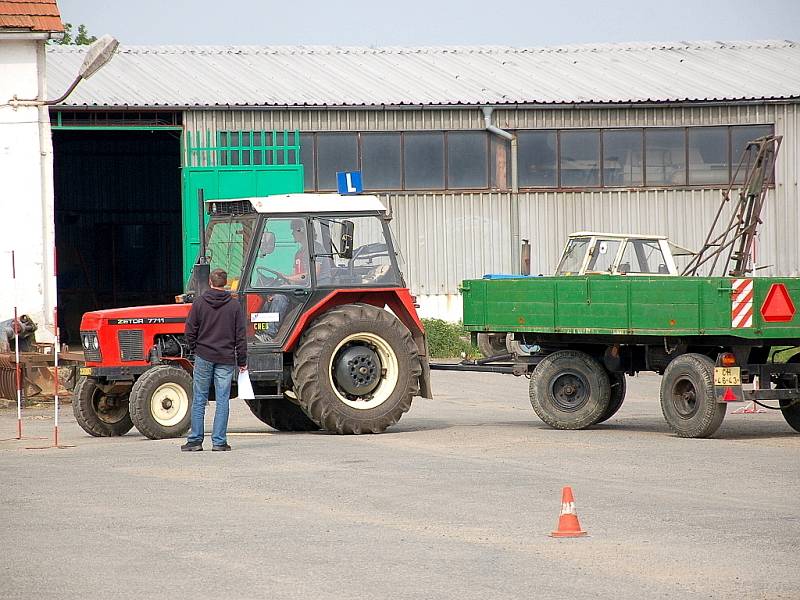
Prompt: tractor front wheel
<box><xmin>292</xmin><ymin>303</ymin><xmax>421</xmax><ymax>434</ymax></box>
<box><xmin>129</xmin><ymin>366</ymin><xmax>193</xmax><ymax>439</ymax></box>
<box><xmin>72</xmin><ymin>377</ymin><xmax>134</xmax><ymax>437</ymax></box>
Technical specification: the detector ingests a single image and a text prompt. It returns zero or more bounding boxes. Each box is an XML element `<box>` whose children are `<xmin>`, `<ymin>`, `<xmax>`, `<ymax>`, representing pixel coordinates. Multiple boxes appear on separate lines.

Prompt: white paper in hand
<box><xmin>237</xmin><ymin>369</ymin><xmax>255</xmax><ymax>400</ymax></box>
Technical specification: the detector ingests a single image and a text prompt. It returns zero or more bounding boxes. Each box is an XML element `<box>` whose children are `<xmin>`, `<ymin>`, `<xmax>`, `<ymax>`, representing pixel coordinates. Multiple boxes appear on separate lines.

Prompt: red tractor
<box><xmin>73</xmin><ymin>193</ymin><xmax>432</xmax><ymax>438</ymax></box>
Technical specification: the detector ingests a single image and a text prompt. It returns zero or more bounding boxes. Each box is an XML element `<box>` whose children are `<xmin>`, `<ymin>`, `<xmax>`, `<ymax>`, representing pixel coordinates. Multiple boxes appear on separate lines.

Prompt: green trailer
<box><xmin>455</xmin><ymin>233</ymin><xmax>800</xmax><ymax>438</ymax></box>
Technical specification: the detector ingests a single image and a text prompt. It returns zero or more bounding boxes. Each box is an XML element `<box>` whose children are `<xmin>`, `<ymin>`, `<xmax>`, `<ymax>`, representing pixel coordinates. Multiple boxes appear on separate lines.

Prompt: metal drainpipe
<box><xmin>482</xmin><ymin>106</ymin><xmax>520</xmax><ymax>273</ymax></box>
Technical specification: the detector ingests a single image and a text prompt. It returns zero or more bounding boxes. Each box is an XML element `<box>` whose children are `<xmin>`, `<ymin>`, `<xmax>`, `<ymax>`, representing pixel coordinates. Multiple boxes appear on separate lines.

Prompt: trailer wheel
<box><xmin>244</xmin><ymin>396</ymin><xmax>319</xmax><ymax>432</ymax></box>
<box><xmin>477</xmin><ymin>333</ymin><xmax>507</xmax><ymax>358</ymax></box>
<box><xmin>777</xmin><ymin>354</ymin><xmax>800</xmax><ymax>433</ymax></box>
<box><xmin>292</xmin><ymin>303</ymin><xmax>421</xmax><ymax>434</ymax></box>
<box><xmin>72</xmin><ymin>377</ymin><xmax>134</xmax><ymax>437</ymax></box>
<box><xmin>129</xmin><ymin>366</ymin><xmax>193</xmax><ymax>439</ymax></box>
<box><xmin>660</xmin><ymin>353</ymin><xmax>726</xmax><ymax>438</ymax></box>
<box><xmin>595</xmin><ymin>372</ymin><xmax>626</xmax><ymax>424</ymax></box>
<box><xmin>529</xmin><ymin>350</ymin><xmax>611</xmax><ymax>429</ymax></box>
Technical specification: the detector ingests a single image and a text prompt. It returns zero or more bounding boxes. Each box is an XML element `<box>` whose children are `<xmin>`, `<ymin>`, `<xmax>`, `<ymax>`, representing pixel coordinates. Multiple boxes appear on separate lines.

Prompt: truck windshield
<box><xmin>556</xmin><ymin>238</ymin><xmax>589</xmax><ymax>275</ymax></box>
<box><xmin>205</xmin><ymin>215</ymin><xmax>257</xmax><ymax>291</ymax></box>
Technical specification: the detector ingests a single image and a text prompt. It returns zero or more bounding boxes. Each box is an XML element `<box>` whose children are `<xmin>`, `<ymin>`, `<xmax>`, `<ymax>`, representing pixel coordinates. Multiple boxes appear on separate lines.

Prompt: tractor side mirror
<box><xmin>259</xmin><ymin>231</ymin><xmax>276</xmax><ymax>256</ymax></box>
<box><xmin>339</xmin><ymin>220</ymin><xmax>354</xmax><ymax>259</ymax></box>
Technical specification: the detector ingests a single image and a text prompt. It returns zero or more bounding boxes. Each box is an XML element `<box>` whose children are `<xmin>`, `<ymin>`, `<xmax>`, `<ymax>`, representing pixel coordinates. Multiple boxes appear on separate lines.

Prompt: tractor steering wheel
<box><xmin>255</xmin><ymin>266</ymin><xmax>291</xmax><ymax>285</ymax></box>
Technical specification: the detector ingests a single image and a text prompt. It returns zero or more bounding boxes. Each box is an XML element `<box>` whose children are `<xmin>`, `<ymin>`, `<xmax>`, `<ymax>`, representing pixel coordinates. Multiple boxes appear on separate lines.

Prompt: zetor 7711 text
<box><xmin>73</xmin><ymin>193</ymin><xmax>432</xmax><ymax>439</ymax></box>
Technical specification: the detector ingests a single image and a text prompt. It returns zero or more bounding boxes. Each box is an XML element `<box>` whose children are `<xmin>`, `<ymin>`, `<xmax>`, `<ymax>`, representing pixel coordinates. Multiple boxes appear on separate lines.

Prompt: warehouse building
<box><xmin>45</xmin><ymin>41</ymin><xmax>800</xmax><ymax>337</ymax></box>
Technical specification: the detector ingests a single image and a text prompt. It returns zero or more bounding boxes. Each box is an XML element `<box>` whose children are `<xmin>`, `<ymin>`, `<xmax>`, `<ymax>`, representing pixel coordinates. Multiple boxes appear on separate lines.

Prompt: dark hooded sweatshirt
<box><xmin>184</xmin><ymin>289</ymin><xmax>247</xmax><ymax>367</ymax></box>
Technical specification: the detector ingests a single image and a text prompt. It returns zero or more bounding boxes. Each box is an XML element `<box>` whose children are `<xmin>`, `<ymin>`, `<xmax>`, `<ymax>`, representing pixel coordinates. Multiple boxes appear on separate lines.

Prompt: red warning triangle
<box><xmin>722</xmin><ymin>387</ymin><xmax>738</xmax><ymax>401</ymax></box>
<box><xmin>760</xmin><ymin>283</ymin><xmax>796</xmax><ymax>323</ymax></box>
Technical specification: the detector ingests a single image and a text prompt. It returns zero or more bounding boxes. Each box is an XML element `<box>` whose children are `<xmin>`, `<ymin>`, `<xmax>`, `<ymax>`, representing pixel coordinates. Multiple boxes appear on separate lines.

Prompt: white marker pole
<box><xmin>53</xmin><ymin>306</ymin><xmax>60</xmax><ymax>447</ymax></box>
<box><xmin>52</xmin><ymin>245</ymin><xmax>60</xmax><ymax>448</ymax></box>
<box><xmin>12</xmin><ymin>251</ymin><xmax>23</xmax><ymax>439</ymax></box>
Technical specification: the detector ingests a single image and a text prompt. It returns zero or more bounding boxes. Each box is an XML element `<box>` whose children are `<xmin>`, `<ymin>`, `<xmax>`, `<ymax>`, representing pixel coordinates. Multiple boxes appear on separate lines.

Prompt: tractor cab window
<box><xmin>556</xmin><ymin>237</ymin><xmax>589</xmax><ymax>275</ymax></box>
<box><xmin>205</xmin><ymin>215</ymin><xmax>257</xmax><ymax>291</ymax></box>
<box><xmin>585</xmin><ymin>239</ymin><xmax>622</xmax><ymax>273</ymax></box>
<box><xmin>249</xmin><ymin>218</ymin><xmax>311</xmax><ymax>289</ymax></box>
<box><xmin>311</xmin><ymin>216</ymin><xmax>401</xmax><ymax>287</ymax></box>
<box><xmin>618</xmin><ymin>239</ymin><xmax>669</xmax><ymax>274</ymax></box>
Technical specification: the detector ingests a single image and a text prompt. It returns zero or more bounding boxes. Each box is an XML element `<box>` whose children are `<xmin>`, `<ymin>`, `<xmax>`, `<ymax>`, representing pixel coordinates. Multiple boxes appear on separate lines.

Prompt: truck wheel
<box><xmin>244</xmin><ymin>397</ymin><xmax>319</xmax><ymax>432</ymax></box>
<box><xmin>72</xmin><ymin>377</ymin><xmax>134</xmax><ymax>437</ymax></box>
<box><xmin>777</xmin><ymin>354</ymin><xmax>800</xmax><ymax>433</ymax></box>
<box><xmin>292</xmin><ymin>303</ymin><xmax>421</xmax><ymax>434</ymax></box>
<box><xmin>477</xmin><ymin>333</ymin><xmax>507</xmax><ymax>357</ymax></box>
<box><xmin>595</xmin><ymin>372</ymin><xmax>626</xmax><ymax>424</ymax></box>
<box><xmin>129</xmin><ymin>366</ymin><xmax>193</xmax><ymax>439</ymax></box>
<box><xmin>660</xmin><ymin>353</ymin><xmax>726</xmax><ymax>438</ymax></box>
<box><xmin>529</xmin><ymin>350</ymin><xmax>611</xmax><ymax>429</ymax></box>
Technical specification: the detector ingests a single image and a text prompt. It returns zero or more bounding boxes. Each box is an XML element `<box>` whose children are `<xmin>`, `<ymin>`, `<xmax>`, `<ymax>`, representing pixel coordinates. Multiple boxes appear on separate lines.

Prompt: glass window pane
<box><xmin>645</xmin><ymin>128</ymin><xmax>686</xmax><ymax>186</ymax></box>
<box><xmin>603</xmin><ymin>129</ymin><xmax>643</xmax><ymax>186</ymax></box>
<box><xmin>731</xmin><ymin>125</ymin><xmax>774</xmax><ymax>183</ymax></box>
<box><xmin>316</xmin><ymin>133</ymin><xmax>358</xmax><ymax>191</ymax></box>
<box><xmin>403</xmin><ymin>132</ymin><xmax>444</xmax><ymax>189</ymax></box>
<box><xmin>586</xmin><ymin>239</ymin><xmax>622</xmax><ymax>273</ymax></box>
<box><xmin>490</xmin><ymin>136</ymin><xmax>511</xmax><ymax>191</ymax></box>
<box><xmin>447</xmin><ymin>131</ymin><xmax>488</xmax><ymax>189</ymax></box>
<box><xmin>618</xmin><ymin>240</ymin><xmax>667</xmax><ymax>274</ymax></box>
<box><xmin>518</xmin><ymin>130</ymin><xmax>557</xmax><ymax>187</ymax></box>
<box><xmin>250</xmin><ymin>218</ymin><xmax>310</xmax><ymax>289</ymax></box>
<box><xmin>361</xmin><ymin>133</ymin><xmax>401</xmax><ymax>190</ymax></box>
<box><xmin>556</xmin><ymin>237</ymin><xmax>589</xmax><ymax>275</ymax></box>
<box><xmin>301</xmin><ymin>134</ymin><xmax>315</xmax><ymax>191</ymax></box>
<box><xmin>560</xmin><ymin>130</ymin><xmax>600</xmax><ymax>187</ymax></box>
<box><xmin>688</xmin><ymin>127</ymin><xmax>729</xmax><ymax>185</ymax></box>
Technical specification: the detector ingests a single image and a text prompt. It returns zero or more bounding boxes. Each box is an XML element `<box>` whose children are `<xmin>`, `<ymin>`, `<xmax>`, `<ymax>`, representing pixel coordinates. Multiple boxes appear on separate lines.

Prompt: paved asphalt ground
<box><xmin>1</xmin><ymin>371</ymin><xmax>798</xmax><ymax>600</ymax></box>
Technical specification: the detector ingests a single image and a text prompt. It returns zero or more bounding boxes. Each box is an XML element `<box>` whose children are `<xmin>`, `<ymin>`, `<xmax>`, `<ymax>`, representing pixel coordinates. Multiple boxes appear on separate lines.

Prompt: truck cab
<box><xmin>555</xmin><ymin>232</ymin><xmax>691</xmax><ymax>276</ymax></box>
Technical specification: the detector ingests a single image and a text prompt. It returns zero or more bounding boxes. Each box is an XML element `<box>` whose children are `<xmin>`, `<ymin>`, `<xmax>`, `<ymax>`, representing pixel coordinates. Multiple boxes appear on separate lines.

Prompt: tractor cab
<box><xmin>195</xmin><ymin>193</ymin><xmax>405</xmax><ymax>349</ymax></box>
<box><xmin>555</xmin><ymin>232</ymin><xmax>693</xmax><ymax>276</ymax></box>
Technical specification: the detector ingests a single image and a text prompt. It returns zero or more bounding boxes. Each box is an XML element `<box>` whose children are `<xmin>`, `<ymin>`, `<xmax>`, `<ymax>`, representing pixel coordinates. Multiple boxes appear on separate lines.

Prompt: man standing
<box><xmin>181</xmin><ymin>268</ymin><xmax>247</xmax><ymax>452</ymax></box>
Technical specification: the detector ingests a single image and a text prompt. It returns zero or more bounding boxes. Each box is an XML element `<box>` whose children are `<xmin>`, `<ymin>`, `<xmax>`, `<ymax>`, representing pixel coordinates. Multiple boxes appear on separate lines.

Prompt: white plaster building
<box><xmin>0</xmin><ymin>0</ymin><xmax>63</xmax><ymax>338</ymax></box>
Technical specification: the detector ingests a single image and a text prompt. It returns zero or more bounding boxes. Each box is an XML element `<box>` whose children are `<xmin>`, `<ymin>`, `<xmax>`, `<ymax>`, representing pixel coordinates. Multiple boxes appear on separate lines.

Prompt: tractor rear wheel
<box><xmin>72</xmin><ymin>377</ymin><xmax>134</xmax><ymax>437</ymax></box>
<box><xmin>292</xmin><ymin>303</ymin><xmax>421</xmax><ymax>434</ymax></box>
<box><xmin>660</xmin><ymin>353</ymin><xmax>726</xmax><ymax>438</ymax></box>
<box><xmin>244</xmin><ymin>396</ymin><xmax>319</xmax><ymax>432</ymax></box>
<box><xmin>529</xmin><ymin>350</ymin><xmax>611</xmax><ymax>429</ymax></box>
<box><xmin>129</xmin><ymin>365</ymin><xmax>193</xmax><ymax>439</ymax></box>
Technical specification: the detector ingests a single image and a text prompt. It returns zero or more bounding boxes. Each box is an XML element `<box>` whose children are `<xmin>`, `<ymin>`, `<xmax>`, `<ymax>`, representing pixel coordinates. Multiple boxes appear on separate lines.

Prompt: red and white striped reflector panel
<box><xmin>731</xmin><ymin>278</ymin><xmax>753</xmax><ymax>328</ymax></box>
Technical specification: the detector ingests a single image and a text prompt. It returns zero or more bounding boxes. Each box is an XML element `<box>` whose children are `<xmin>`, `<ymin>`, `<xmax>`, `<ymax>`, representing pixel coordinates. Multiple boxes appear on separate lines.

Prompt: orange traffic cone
<box><xmin>550</xmin><ymin>486</ymin><xmax>587</xmax><ymax>537</ymax></box>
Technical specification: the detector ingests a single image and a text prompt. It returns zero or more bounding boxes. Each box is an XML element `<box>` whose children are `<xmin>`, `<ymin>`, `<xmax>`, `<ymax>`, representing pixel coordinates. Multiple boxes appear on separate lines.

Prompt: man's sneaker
<box><xmin>212</xmin><ymin>443</ymin><xmax>232</xmax><ymax>452</ymax></box>
<box><xmin>181</xmin><ymin>441</ymin><xmax>203</xmax><ymax>452</ymax></box>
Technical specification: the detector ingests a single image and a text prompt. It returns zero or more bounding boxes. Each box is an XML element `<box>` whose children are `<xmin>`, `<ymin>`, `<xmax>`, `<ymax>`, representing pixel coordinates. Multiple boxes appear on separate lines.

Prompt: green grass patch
<box><xmin>422</xmin><ymin>319</ymin><xmax>479</xmax><ymax>359</ymax></box>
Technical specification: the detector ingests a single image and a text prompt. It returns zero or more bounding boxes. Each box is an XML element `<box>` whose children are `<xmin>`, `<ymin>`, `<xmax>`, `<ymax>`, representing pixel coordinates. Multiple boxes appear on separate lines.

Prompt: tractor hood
<box><xmin>80</xmin><ymin>303</ymin><xmax>192</xmax><ymax>330</ymax></box>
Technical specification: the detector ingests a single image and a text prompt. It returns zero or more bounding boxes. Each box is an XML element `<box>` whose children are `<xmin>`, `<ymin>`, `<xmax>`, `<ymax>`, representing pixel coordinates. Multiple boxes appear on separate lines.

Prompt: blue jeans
<box><xmin>187</xmin><ymin>355</ymin><xmax>235</xmax><ymax>447</ymax></box>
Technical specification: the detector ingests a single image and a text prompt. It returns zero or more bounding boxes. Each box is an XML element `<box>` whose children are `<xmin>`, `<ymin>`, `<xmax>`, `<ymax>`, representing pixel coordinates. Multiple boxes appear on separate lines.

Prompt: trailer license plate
<box><xmin>714</xmin><ymin>367</ymin><xmax>741</xmax><ymax>386</ymax></box>
<box><xmin>79</xmin><ymin>367</ymin><xmax>92</xmax><ymax>376</ymax></box>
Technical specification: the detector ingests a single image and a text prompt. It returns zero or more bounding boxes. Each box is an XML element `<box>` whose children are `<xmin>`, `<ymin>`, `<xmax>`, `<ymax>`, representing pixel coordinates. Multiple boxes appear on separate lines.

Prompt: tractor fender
<box><xmin>284</xmin><ymin>288</ymin><xmax>432</xmax><ymax>399</ymax></box>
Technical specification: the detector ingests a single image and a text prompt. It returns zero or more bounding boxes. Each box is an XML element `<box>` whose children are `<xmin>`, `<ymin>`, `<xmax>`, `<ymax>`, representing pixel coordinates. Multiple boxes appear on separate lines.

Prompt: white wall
<box><xmin>0</xmin><ymin>38</ymin><xmax>55</xmax><ymax>339</ymax></box>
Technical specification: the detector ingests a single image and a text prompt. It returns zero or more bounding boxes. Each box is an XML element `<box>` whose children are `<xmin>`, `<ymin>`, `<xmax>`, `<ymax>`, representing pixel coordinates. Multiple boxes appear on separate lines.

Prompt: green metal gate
<box><xmin>181</xmin><ymin>129</ymin><xmax>304</xmax><ymax>281</ymax></box>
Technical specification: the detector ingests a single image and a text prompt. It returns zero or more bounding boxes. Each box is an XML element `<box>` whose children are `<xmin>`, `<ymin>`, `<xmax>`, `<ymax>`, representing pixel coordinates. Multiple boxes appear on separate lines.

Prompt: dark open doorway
<box><xmin>53</xmin><ymin>129</ymin><xmax>183</xmax><ymax>344</ymax></box>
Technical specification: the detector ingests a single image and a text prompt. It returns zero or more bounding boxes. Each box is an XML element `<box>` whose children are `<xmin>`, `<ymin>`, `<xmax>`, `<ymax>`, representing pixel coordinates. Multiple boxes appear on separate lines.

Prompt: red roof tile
<box><xmin>0</xmin><ymin>0</ymin><xmax>63</xmax><ymax>32</ymax></box>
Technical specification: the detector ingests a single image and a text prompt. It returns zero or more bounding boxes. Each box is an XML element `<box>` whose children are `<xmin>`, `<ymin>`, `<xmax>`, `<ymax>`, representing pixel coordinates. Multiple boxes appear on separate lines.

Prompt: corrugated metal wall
<box><xmin>183</xmin><ymin>102</ymin><xmax>800</xmax><ymax>296</ymax></box>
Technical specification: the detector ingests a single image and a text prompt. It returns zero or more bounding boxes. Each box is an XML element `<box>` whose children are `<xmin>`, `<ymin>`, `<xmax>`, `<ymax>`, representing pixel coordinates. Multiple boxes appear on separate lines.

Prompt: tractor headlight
<box><xmin>80</xmin><ymin>331</ymin><xmax>102</xmax><ymax>361</ymax></box>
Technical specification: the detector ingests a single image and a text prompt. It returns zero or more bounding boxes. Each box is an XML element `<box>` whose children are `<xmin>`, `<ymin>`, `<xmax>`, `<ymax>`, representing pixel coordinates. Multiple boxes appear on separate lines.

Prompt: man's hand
<box><xmin>239</xmin><ymin>366</ymin><xmax>248</xmax><ymax>373</ymax></box>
